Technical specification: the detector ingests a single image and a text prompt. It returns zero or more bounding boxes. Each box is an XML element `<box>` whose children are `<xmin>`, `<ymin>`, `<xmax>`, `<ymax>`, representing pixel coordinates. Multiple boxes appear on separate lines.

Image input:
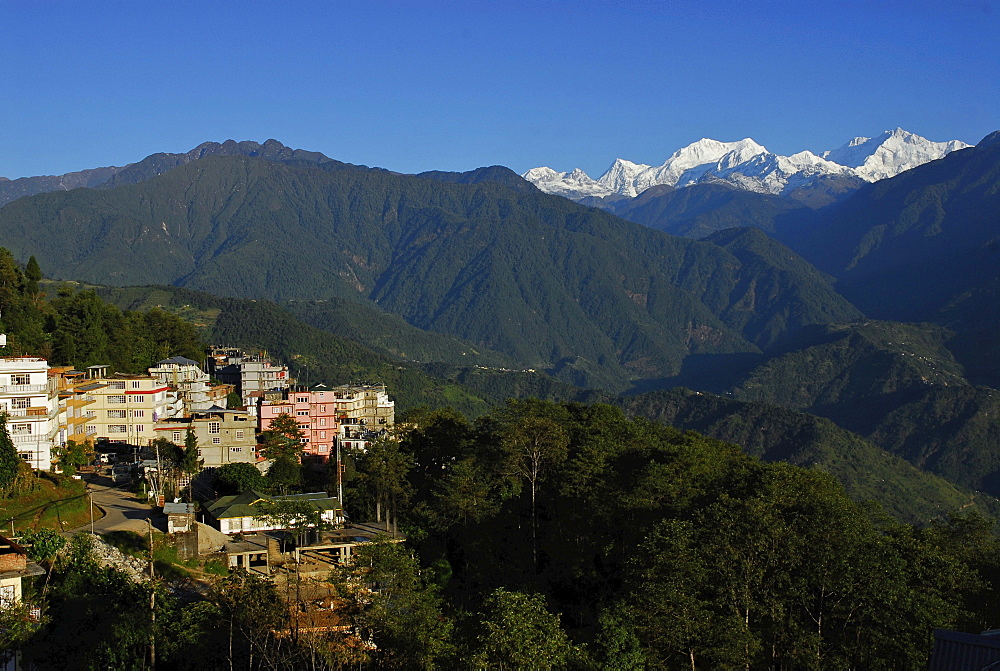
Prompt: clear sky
<box><xmin>2</xmin><ymin>0</ymin><xmax>997</xmax><ymax>179</ymax></box>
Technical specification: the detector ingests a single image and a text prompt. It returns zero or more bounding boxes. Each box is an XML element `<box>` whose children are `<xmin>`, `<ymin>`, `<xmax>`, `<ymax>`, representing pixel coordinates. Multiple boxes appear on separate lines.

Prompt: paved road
<box><xmin>66</xmin><ymin>473</ymin><xmax>167</xmax><ymax>535</ymax></box>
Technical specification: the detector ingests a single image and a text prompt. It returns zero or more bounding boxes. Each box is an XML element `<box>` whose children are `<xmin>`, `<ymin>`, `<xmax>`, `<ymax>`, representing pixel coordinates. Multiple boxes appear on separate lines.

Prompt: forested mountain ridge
<box><xmin>0</xmin><ymin>152</ymin><xmax>860</xmax><ymax>391</ymax></box>
<box><xmin>590</xmin><ymin>181</ymin><xmax>817</xmax><ymax>239</ymax></box>
<box><xmin>776</xmin><ymin>132</ymin><xmax>1000</xmax><ymax>328</ymax></box>
<box><xmin>713</xmin><ymin>319</ymin><xmax>1000</xmax><ymax>498</ymax></box>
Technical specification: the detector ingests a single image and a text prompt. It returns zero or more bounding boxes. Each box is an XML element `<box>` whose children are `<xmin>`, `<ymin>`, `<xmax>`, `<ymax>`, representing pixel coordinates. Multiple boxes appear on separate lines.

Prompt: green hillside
<box><xmin>617</xmin><ymin>388</ymin><xmax>993</xmax><ymax>523</ymax></box>
<box><xmin>728</xmin><ymin>320</ymin><xmax>967</xmax><ymax>411</ymax></box>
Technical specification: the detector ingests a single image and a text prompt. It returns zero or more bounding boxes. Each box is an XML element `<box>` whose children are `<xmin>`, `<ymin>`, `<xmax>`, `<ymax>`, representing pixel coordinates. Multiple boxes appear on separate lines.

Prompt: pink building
<box><xmin>258</xmin><ymin>383</ymin><xmax>394</xmax><ymax>460</ymax></box>
<box><xmin>259</xmin><ymin>388</ymin><xmax>339</xmax><ymax>459</ymax></box>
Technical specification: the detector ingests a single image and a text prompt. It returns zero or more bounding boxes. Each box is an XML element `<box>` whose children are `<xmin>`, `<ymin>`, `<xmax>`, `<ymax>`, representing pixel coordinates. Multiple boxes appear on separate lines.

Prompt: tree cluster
<box><xmin>0</xmin><ymin>247</ymin><xmax>203</xmax><ymax>372</ymax></box>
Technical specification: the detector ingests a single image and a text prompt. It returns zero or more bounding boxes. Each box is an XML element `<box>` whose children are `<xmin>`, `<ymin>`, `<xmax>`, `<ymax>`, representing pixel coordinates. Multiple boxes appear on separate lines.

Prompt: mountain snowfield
<box><xmin>523</xmin><ymin>129</ymin><xmax>970</xmax><ymax>200</ymax></box>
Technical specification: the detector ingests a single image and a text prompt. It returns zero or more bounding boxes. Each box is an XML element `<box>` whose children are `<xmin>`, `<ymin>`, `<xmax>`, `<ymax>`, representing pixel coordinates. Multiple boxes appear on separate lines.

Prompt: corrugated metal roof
<box><xmin>930</xmin><ymin>629</ymin><xmax>1000</xmax><ymax>671</ymax></box>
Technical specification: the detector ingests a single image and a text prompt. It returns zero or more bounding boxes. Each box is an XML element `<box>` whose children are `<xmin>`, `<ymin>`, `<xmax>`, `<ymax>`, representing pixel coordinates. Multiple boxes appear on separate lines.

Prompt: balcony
<box><xmin>0</xmin><ymin>384</ymin><xmax>47</xmax><ymax>394</ymax></box>
<box><xmin>11</xmin><ymin>434</ymin><xmax>47</xmax><ymax>446</ymax></box>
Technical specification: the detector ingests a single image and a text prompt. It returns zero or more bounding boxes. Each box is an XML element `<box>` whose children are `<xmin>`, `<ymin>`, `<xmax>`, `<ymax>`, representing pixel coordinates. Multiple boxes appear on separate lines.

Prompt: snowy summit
<box><xmin>523</xmin><ymin>129</ymin><xmax>971</xmax><ymax>201</ymax></box>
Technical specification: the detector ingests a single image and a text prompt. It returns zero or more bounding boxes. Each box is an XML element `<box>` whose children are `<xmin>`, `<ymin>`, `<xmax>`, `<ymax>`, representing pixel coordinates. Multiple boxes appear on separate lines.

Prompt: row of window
<box><xmin>106</xmin><ymin>409</ymin><xmax>147</xmax><ymax>419</ymax></box>
<box><xmin>169</xmin><ymin>429</ymin><xmax>245</xmax><ymax>442</ymax></box>
<box><xmin>107</xmin><ymin>380</ymin><xmax>144</xmax><ymax>390</ymax></box>
<box><xmin>107</xmin><ymin>425</ymin><xmax>145</xmax><ymax>434</ymax></box>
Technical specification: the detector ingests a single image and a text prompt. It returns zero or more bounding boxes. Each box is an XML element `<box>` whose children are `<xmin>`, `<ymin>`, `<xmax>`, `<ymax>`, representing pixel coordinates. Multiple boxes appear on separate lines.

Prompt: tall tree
<box><xmin>23</xmin><ymin>255</ymin><xmax>41</xmax><ymax>301</ymax></box>
<box><xmin>499</xmin><ymin>415</ymin><xmax>568</xmax><ymax>569</ymax></box>
<box><xmin>0</xmin><ymin>414</ymin><xmax>22</xmax><ymax>495</ymax></box>
<box><xmin>260</xmin><ymin>412</ymin><xmax>304</xmax><ymax>462</ymax></box>
<box><xmin>355</xmin><ymin>436</ymin><xmax>412</xmax><ymax>535</ymax></box>
<box><xmin>180</xmin><ymin>428</ymin><xmax>202</xmax><ymax>501</ymax></box>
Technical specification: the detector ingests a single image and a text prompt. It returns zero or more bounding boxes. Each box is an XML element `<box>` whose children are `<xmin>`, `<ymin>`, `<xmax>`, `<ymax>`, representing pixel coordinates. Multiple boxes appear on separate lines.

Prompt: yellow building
<box><xmin>84</xmin><ymin>365</ymin><xmax>173</xmax><ymax>446</ymax></box>
<box><xmin>49</xmin><ymin>367</ymin><xmax>97</xmax><ymax>448</ymax></box>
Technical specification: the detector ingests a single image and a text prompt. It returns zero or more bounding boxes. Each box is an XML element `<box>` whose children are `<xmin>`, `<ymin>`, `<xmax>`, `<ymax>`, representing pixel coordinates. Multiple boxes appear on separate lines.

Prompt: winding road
<box><xmin>66</xmin><ymin>473</ymin><xmax>167</xmax><ymax>535</ymax></box>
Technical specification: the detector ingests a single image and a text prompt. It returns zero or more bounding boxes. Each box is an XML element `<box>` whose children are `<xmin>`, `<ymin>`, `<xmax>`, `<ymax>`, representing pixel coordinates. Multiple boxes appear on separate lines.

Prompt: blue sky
<box><xmin>2</xmin><ymin>0</ymin><xmax>997</xmax><ymax>178</ymax></box>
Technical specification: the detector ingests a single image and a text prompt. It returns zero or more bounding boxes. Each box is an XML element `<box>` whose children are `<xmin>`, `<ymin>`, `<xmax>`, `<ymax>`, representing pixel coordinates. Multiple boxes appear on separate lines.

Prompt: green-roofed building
<box><xmin>204</xmin><ymin>489</ymin><xmax>342</xmax><ymax>534</ymax></box>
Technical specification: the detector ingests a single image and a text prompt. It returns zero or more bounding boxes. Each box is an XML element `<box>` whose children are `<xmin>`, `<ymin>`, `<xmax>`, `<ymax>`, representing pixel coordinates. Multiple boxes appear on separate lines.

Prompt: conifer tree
<box><xmin>23</xmin><ymin>256</ymin><xmax>41</xmax><ymax>297</ymax></box>
<box><xmin>180</xmin><ymin>428</ymin><xmax>202</xmax><ymax>501</ymax></box>
<box><xmin>0</xmin><ymin>414</ymin><xmax>21</xmax><ymax>495</ymax></box>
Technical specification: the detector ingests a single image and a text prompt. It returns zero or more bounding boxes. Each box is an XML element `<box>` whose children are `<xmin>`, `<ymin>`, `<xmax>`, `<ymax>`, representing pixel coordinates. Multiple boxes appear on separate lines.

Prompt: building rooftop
<box><xmin>205</xmin><ymin>490</ymin><xmax>341</xmax><ymax>520</ymax></box>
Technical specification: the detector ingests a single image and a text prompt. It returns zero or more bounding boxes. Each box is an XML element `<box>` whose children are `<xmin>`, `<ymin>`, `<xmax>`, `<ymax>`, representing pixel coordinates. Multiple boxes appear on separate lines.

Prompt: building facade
<box><xmin>154</xmin><ymin>407</ymin><xmax>257</xmax><ymax>469</ymax></box>
<box><xmin>205</xmin><ymin>347</ymin><xmax>291</xmax><ymax>414</ymax></box>
<box><xmin>0</xmin><ymin>357</ymin><xmax>58</xmax><ymax>470</ymax></box>
<box><xmin>85</xmin><ymin>366</ymin><xmax>172</xmax><ymax>446</ymax></box>
<box><xmin>50</xmin><ymin>367</ymin><xmax>98</xmax><ymax>449</ymax></box>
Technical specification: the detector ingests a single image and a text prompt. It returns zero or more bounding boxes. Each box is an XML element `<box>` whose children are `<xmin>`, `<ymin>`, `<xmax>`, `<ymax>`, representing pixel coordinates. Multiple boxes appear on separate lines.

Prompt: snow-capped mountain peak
<box><xmin>523</xmin><ymin>129</ymin><xmax>970</xmax><ymax>202</ymax></box>
<box><xmin>821</xmin><ymin>128</ymin><xmax>971</xmax><ymax>181</ymax></box>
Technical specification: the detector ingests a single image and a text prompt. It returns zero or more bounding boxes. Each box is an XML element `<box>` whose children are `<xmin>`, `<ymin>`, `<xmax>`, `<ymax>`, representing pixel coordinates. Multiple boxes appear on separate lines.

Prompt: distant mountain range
<box><xmin>523</xmin><ymin>129</ymin><xmax>970</xmax><ymax>205</ymax></box>
<box><xmin>0</xmin><ymin>138</ymin><xmax>365</xmax><ymax>209</ymax></box>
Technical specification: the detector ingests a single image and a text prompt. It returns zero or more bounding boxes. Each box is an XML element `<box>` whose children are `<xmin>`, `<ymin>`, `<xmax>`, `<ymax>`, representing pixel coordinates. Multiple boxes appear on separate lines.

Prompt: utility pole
<box><xmin>335</xmin><ymin>439</ymin><xmax>343</xmax><ymax>515</ymax></box>
<box><xmin>147</xmin><ymin>518</ymin><xmax>156</xmax><ymax>670</ymax></box>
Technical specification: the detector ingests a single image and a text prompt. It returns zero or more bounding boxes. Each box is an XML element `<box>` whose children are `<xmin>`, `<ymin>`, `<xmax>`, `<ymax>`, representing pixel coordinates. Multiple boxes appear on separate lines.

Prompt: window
<box><xmin>298</xmin><ymin>423</ymin><xmax>308</xmax><ymax>431</ymax></box>
<box><xmin>129</xmin><ymin>395</ymin><xmax>142</xmax><ymax>403</ymax></box>
<box><xmin>320</xmin><ymin>405</ymin><xmax>326</xmax><ymax>412</ymax></box>
<box><xmin>132</xmin><ymin>381</ymin><xmax>141</xmax><ymax>389</ymax></box>
<box><xmin>297</xmin><ymin>410</ymin><xmax>308</xmax><ymax>416</ymax></box>
<box><xmin>230</xmin><ymin>446</ymin><xmax>242</xmax><ymax>453</ymax></box>
<box><xmin>319</xmin><ymin>431</ymin><xmax>326</xmax><ymax>439</ymax></box>
<box><xmin>300</xmin><ymin>437</ymin><xmax>308</xmax><ymax>444</ymax></box>
<box><xmin>235</xmin><ymin>430</ymin><xmax>244</xmax><ymax>440</ymax></box>
<box><xmin>107</xmin><ymin>410</ymin><xmax>127</xmax><ymax>419</ymax></box>
<box><xmin>130</xmin><ymin>410</ymin><xmax>145</xmax><ymax>418</ymax></box>
<box><xmin>10</xmin><ymin>424</ymin><xmax>30</xmax><ymax>435</ymax></box>
<box><xmin>0</xmin><ymin>584</ymin><xmax>15</xmax><ymax>605</ymax></box>
<box><xmin>212</xmin><ymin>437</ymin><xmax>221</xmax><ymax>444</ymax></box>
<box><xmin>318</xmin><ymin>444</ymin><xmax>328</xmax><ymax>453</ymax></box>
<box><xmin>297</xmin><ymin>397</ymin><xmax>308</xmax><ymax>403</ymax></box>
<box><xmin>197</xmin><ymin>449</ymin><xmax>203</xmax><ymax>456</ymax></box>
<box><xmin>108</xmin><ymin>395</ymin><xmax>127</xmax><ymax>404</ymax></box>
<box><xmin>172</xmin><ymin>431</ymin><xmax>182</xmax><ymax>442</ymax></box>
<box><xmin>319</xmin><ymin>418</ymin><xmax>326</xmax><ymax>426</ymax></box>
<box><xmin>10</xmin><ymin>374</ymin><xmax>30</xmax><ymax>386</ymax></box>
<box><xmin>108</xmin><ymin>381</ymin><xmax>126</xmax><ymax>390</ymax></box>
<box><xmin>108</xmin><ymin>425</ymin><xmax>127</xmax><ymax>433</ymax></box>
<box><xmin>19</xmin><ymin>453</ymin><xmax>32</xmax><ymax>462</ymax></box>
<box><xmin>10</xmin><ymin>397</ymin><xmax>30</xmax><ymax>410</ymax></box>
<box><xmin>134</xmin><ymin>425</ymin><xmax>144</xmax><ymax>433</ymax></box>
<box><xmin>208</xmin><ymin>422</ymin><xmax>220</xmax><ymax>434</ymax></box>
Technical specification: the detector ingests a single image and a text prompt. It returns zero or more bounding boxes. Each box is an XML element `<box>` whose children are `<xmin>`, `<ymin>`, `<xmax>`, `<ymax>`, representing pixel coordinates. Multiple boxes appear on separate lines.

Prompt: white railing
<box><xmin>11</xmin><ymin>434</ymin><xmax>47</xmax><ymax>446</ymax></box>
<box><xmin>0</xmin><ymin>384</ymin><xmax>47</xmax><ymax>394</ymax></box>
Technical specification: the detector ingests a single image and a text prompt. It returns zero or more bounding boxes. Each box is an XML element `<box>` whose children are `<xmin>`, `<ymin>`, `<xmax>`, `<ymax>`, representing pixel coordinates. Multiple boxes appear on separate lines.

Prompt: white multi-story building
<box><xmin>148</xmin><ymin>356</ymin><xmax>231</xmax><ymax>415</ymax></box>
<box><xmin>205</xmin><ymin>348</ymin><xmax>291</xmax><ymax>414</ymax></box>
<box><xmin>0</xmin><ymin>357</ymin><xmax>58</xmax><ymax>470</ymax></box>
